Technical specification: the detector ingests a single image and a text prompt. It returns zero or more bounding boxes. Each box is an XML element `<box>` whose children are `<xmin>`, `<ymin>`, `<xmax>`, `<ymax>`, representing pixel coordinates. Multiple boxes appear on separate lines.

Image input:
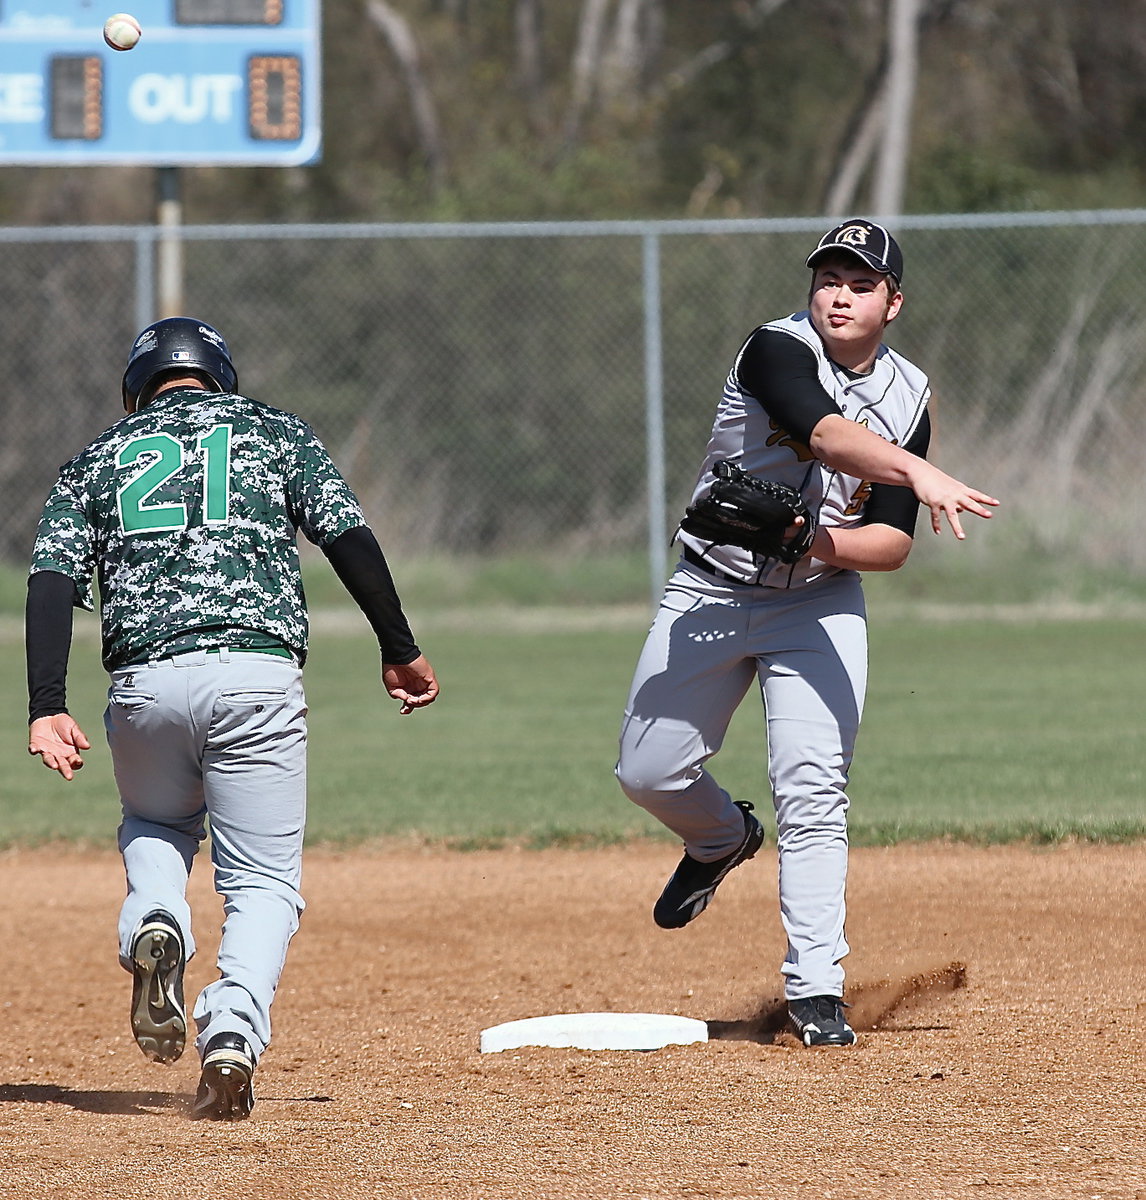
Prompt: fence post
<box><xmin>643</xmin><ymin>228</ymin><xmax>666</xmax><ymax>607</ymax></box>
<box><xmin>134</xmin><ymin>228</ymin><xmax>155</xmax><ymax>332</ymax></box>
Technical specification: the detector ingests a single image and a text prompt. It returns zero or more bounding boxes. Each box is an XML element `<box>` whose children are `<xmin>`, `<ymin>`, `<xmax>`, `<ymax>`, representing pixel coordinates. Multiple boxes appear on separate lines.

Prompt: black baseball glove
<box><xmin>680</xmin><ymin>459</ymin><xmax>817</xmax><ymax>564</ymax></box>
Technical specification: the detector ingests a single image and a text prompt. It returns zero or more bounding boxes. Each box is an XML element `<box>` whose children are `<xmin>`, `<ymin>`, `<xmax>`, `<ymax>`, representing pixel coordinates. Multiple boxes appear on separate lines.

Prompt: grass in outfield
<box><xmin>6</xmin><ymin>543</ymin><xmax>1146</xmax><ymax>619</ymax></box>
<box><xmin>1</xmin><ymin>609</ymin><xmax>1142</xmax><ymax>847</ymax></box>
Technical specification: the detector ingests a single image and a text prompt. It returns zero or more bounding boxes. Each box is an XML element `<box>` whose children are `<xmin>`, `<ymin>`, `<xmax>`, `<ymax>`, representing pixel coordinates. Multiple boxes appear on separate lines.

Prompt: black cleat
<box><xmin>192</xmin><ymin>1032</ymin><xmax>256</xmax><ymax>1121</ymax></box>
<box><xmin>653</xmin><ymin>801</ymin><xmax>765</xmax><ymax>929</ymax></box>
<box><xmin>788</xmin><ymin>995</ymin><xmax>857</xmax><ymax>1047</ymax></box>
<box><xmin>129</xmin><ymin>911</ymin><xmax>186</xmax><ymax>1064</ymax></box>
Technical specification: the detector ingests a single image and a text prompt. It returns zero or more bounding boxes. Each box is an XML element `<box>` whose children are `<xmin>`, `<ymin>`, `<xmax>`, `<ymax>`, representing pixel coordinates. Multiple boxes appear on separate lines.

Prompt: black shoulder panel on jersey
<box><xmin>736</xmin><ymin>328</ymin><xmax>842</xmax><ymax>444</ymax></box>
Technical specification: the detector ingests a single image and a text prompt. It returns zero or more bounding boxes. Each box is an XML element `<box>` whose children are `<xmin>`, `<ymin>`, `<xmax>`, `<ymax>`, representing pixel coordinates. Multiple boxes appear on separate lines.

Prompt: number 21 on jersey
<box><xmin>116</xmin><ymin>426</ymin><xmax>233</xmax><ymax>534</ymax></box>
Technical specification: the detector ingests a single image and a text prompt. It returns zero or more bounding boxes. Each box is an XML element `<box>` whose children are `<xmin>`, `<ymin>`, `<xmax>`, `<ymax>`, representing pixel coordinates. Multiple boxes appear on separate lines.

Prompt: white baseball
<box><xmin>103</xmin><ymin>13</ymin><xmax>142</xmax><ymax>51</ymax></box>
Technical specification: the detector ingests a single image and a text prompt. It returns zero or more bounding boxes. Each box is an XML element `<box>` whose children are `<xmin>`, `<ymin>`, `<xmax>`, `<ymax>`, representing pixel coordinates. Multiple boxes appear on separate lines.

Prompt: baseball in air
<box><xmin>103</xmin><ymin>13</ymin><xmax>142</xmax><ymax>51</ymax></box>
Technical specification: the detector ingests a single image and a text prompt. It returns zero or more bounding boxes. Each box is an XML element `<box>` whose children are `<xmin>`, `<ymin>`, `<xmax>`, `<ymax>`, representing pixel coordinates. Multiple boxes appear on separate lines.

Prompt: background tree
<box><xmin>0</xmin><ymin>0</ymin><xmax>1144</xmax><ymax>225</ymax></box>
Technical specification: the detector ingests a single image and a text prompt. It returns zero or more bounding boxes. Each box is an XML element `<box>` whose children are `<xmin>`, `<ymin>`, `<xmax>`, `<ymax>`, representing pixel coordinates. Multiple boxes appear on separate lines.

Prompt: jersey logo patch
<box><xmin>845</xmin><ymin>424</ymin><xmax>898</xmax><ymax>515</ymax></box>
<box><xmin>766</xmin><ymin>420</ymin><xmax>814</xmax><ymax>462</ymax></box>
<box><xmin>844</xmin><ymin>481</ymin><xmax>872</xmax><ymax>516</ymax></box>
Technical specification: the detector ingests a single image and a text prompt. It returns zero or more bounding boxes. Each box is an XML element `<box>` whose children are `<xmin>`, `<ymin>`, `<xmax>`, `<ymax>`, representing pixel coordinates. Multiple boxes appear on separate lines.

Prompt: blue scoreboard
<box><xmin>0</xmin><ymin>1</ymin><xmax>321</xmax><ymax>164</ymax></box>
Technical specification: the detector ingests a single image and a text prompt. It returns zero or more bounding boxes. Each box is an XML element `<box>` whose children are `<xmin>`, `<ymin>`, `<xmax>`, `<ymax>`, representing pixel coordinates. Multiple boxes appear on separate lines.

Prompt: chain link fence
<box><xmin>4</xmin><ymin>211</ymin><xmax>1146</xmax><ymax>595</ymax></box>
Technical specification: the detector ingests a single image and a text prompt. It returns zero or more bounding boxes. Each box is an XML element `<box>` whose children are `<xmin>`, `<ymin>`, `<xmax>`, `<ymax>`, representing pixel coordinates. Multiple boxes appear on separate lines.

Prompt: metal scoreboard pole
<box><xmin>156</xmin><ymin>166</ymin><xmax>184</xmax><ymax>319</ymax></box>
<box><xmin>0</xmin><ymin>1</ymin><xmax>322</xmax><ymax>320</ymax></box>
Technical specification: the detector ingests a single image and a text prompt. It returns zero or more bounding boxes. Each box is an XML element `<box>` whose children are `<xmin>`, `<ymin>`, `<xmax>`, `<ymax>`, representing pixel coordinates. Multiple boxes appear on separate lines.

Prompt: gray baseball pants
<box><xmin>105</xmin><ymin>647</ymin><xmax>308</xmax><ymax>1062</ymax></box>
<box><xmin>616</xmin><ymin>563</ymin><xmax>867</xmax><ymax>1000</ymax></box>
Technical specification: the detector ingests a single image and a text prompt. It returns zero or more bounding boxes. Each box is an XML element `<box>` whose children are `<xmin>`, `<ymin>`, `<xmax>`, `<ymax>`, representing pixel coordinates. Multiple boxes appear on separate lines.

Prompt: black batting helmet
<box><xmin>122</xmin><ymin>317</ymin><xmax>238</xmax><ymax>411</ymax></box>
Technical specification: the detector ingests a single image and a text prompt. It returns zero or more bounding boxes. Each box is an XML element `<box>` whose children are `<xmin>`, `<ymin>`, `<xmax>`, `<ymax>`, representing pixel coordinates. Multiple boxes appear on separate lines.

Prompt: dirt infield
<box><xmin>0</xmin><ymin>842</ymin><xmax>1143</xmax><ymax>1200</ymax></box>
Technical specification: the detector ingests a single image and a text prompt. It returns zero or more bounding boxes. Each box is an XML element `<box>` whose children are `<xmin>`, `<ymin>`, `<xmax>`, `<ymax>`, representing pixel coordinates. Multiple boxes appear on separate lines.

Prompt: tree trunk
<box><xmin>366</xmin><ymin>0</ymin><xmax>449</xmax><ymax>194</ymax></box>
<box><xmin>872</xmin><ymin>0</ymin><xmax>922</xmax><ymax>218</ymax></box>
<box><xmin>823</xmin><ymin>72</ymin><xmax>888</xmax><ymax>217</ymax></box>
<box><xmin>563</xmin><ymin>0</ymin><xmax>613</xmax><ymax>143</ymax></box>
<box><xmin>601</xmin><ymin>0</ymin><xmax>661</xmax><ymax>107</ymax></box>
<box><xmin>515</xmin><ymin>0</ymin><xmax>547</xmax><ymax>130</ymax></box>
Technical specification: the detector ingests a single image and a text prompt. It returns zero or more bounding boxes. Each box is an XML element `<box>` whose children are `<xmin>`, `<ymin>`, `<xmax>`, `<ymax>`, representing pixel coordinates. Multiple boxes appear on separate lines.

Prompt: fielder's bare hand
<box><xmin>809</xmin><ymin>415</ymin><xmax>999</xmax><ymax>542</ymax></box>
<box><xmin>906</xmin><ymin>460</ymin><xmax>999</xmax><ymax>540</ymax></box>
<box><xmin>383</xmin><ymin>653</ymin><xmax>440</xmax><ymax>715</ymax></box>
<box><xmin>28</xmin><ymin>714</ymin><xmax>91</xmax><ymax>780</ymax></box>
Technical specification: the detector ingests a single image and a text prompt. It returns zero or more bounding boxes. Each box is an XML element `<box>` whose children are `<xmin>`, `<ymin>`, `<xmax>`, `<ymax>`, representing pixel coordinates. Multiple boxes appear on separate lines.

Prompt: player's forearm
<box><xmin>322</xmin><ymin>526</ymin><xmax>421</xmax><ymax>665</ymax></box>
<box><xmin>809</xmin><ymin>414</ymin><xmax>926</xmax><ymax>487</ymax></box>
<box><xmin>26</xmin><ymin>570</ymin><xmax>78</xmax><ymax>720</ymax></box>
<box><xmin>811</xmin><ymin>523</ymin><xmax>912</xmax><ymax>572</ymax></box>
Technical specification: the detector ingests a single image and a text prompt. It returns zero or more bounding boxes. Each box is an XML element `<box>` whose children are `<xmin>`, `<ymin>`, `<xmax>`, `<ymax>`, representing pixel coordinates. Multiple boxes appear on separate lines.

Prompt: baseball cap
<box><xmin>805</xmin><ymin>218</ymin><xmax>904</xmax><ymax>285</ymax></box>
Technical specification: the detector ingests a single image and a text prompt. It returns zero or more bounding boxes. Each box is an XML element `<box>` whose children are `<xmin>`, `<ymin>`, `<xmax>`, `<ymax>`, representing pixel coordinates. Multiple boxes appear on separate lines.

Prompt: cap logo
<box><xmin>836</xmin><ymin>223</ymin><xmax>872</xmax><ymax>248</ymax></box>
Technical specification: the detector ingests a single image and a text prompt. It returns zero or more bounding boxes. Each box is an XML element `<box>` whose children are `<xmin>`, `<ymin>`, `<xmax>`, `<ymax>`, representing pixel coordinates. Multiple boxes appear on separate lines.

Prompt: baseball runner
<box><xmin>615</xmin><ymin>220</ymin><xmax>998</xmax><ymax>1047</ymax></box>
<box><xmin>25</xmin><ymin>318</ymin><xmax>439</xmax><ymax>1118</ymax></box>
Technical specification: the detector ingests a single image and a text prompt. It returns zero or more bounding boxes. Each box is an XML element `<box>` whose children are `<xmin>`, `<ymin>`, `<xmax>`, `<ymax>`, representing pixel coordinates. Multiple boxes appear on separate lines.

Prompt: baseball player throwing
<box><xmin>615</xmin><ymin>220</ymin><xmax>998</xmax><ymax>1047</ymax></box>
<box><xmin>25</xmin><ymin>318</ymin><xmax>439</xmax><ymax>1118</ymax></box>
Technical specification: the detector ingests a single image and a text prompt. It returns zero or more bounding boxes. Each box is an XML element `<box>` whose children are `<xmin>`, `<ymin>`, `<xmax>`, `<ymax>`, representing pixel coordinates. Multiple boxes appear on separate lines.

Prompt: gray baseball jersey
<box><xmin>678</xmin><ymin>309</ymin><xmax>930</xmax><ymax>587</ymax></box>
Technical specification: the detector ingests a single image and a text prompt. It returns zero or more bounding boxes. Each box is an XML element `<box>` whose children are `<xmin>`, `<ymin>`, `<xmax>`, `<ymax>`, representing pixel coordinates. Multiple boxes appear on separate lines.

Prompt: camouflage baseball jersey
<box><xmin>30</xmin><ymin>389</ymin><xmax>366</xmax><ymax>670</ymax></box>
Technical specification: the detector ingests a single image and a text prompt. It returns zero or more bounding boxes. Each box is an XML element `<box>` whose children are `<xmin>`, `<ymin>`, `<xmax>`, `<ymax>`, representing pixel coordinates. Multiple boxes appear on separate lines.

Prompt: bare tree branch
<box><xmin>749</xmin><ymin>0</ymin><xmax>790</xmax><ymax>18</ymax></box>
<box><xmin>366</xmin><ymin>0</ymin><xmax>448</xmax><ymax>193</ymax></box>
<box><xmin>653</xmin><ymin>0</ymin><xmax>792</xmax><ymax>101</ymax></box>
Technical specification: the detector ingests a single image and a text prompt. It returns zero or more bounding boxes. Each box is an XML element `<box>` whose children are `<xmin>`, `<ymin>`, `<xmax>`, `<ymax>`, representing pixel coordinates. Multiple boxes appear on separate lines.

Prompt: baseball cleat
<box><xmin>129</xmin><ymin>910</ymin><xmax>187</xmax><ymax>1064</ymax></box>
<box><xmin>653</xmin><ymin>801</ymin><xmax>765</xmax><ymax>929</ymax></box>
<box><xmin>787</xmin><ymin>995</ymin><xmax>857</xmax><ymax>1047</ymax></box>
<box><xmin>192</xmin><ymin>1032</ymin><xmax>256</xmax><ymax>1121</ymax></box>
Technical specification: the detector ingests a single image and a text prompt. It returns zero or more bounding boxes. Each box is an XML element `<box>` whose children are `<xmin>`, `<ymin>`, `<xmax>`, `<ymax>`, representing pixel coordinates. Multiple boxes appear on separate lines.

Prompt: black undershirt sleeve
<box><xmin>862</xmin><ymin>410</ymin><xmax>932</xmax><ymax>537</ymax></box>
<box><xmin>735</xmin><ymin>328</ymin><xmax>842</xmax><ymax>444</ymax></box>
<box><xmin>26</xmin><ymin>570</ymin><xmax>79</xmax><ymax>722</ymax></box>
<box><xmin>322</xmin><ymin>525</ymin><xmax>421</xmax><ymax>665</ymax></box>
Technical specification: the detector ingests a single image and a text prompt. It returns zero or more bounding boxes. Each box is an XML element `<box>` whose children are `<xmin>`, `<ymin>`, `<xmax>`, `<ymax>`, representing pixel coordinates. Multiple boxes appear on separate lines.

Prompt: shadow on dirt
<box><xmin>0</xmin><ymin>1082</ymin><xmax>336</xmax><ymax>1114</ymax></box>
<box><xmin>707</xmin><ymin>961</ymin><xmax>968</xmax><ymax>1044</ymax></box>
<box><xmin>0</xmin><ymin>1083</ymin><xmax>181</xmax><ymax>1115</ymax></box>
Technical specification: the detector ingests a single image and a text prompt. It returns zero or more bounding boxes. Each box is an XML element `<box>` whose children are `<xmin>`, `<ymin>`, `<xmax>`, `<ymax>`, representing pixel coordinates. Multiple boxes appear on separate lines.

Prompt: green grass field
<box><xmin>2</xmin><ymin>604</ymin><xmax>1142</xmax><ymax>848</ymax></box>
